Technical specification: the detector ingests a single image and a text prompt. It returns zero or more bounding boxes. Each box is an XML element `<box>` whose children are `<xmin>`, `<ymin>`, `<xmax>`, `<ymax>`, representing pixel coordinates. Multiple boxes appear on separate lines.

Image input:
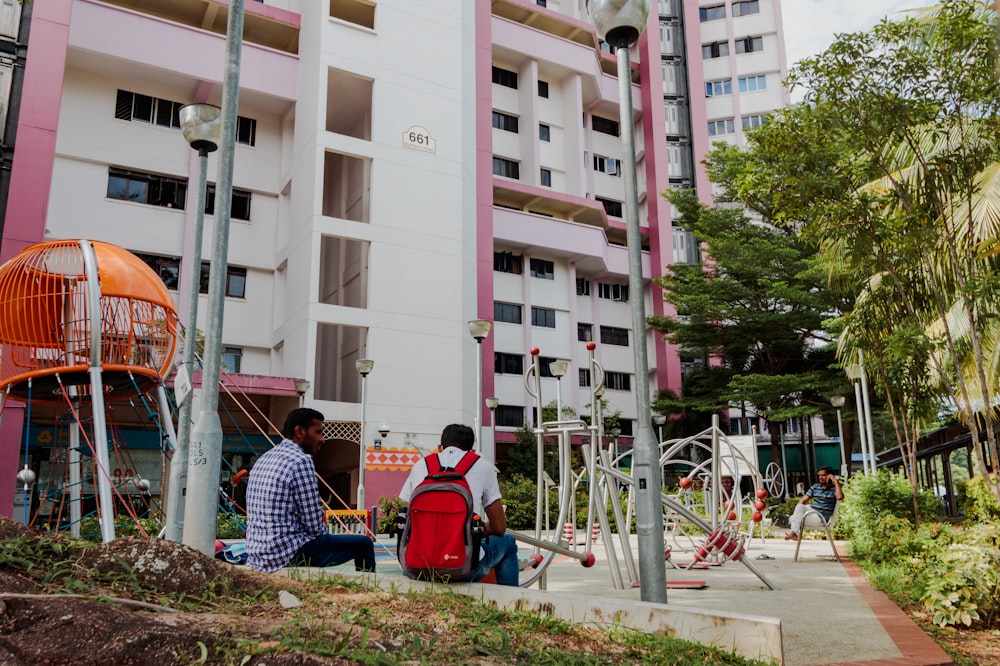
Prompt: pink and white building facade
<box><xmin>0</xmin><ymin>0</ymin><xmax>788</xmax><ymax>517</ymax></box>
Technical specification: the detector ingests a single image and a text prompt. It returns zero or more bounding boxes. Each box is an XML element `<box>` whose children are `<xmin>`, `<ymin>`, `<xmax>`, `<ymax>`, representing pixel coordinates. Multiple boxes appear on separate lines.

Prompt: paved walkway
<box><xmin>527</xmin><ymin>535</ymin><xmax>953</xmax><ymax>666</ymax></box>
<box><xmin>299</xmin><ymin>534</ymin><xmax>954</xmax><ymax>666</ymax></box>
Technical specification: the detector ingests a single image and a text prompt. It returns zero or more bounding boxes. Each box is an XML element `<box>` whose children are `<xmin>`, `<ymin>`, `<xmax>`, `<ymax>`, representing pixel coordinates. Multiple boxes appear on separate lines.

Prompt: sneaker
<box><xmin>783</xmin><ymin>532</ymin><xmax>798</xmax><ymax>541</ymax></box>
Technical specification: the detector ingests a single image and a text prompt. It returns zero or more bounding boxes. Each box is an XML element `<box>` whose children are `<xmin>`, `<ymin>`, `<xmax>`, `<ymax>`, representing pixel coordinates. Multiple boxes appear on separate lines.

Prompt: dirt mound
<box><xmin>75</xmin><ymin>536</ymin><xmax>284</xmax><ymax>597</ymax></box>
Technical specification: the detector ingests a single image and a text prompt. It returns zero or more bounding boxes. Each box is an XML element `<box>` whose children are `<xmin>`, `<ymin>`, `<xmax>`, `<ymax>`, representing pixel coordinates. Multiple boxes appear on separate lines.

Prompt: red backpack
<box><xmin>397</xmin><ymin>451</ymin><xmax>485</xmax><ymax>580</ymax></box>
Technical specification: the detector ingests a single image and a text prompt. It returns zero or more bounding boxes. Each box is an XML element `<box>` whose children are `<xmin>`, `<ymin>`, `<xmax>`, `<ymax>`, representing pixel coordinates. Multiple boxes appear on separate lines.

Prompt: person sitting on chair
<box><xmin>785</xmin><ymin>466</ymin><xmax>843</xmax><ymax>541</ymax></box>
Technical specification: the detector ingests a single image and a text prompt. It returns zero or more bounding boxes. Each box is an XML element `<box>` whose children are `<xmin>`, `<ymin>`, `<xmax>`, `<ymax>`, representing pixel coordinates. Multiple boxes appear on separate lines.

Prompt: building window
<box><xmin>539</xmin><ymin>124</ymin><xmax>551</xmax><ymax>142</ymax></box>
<box><xmin>107</xmin><ymin>167</ymin><xmax>187</xmax><ymax>209</ymax></box>
<box><xmin>593</xmin><ymin>155</ymin><xmax>621</xmax><ymax>176</ymax></box>
<box><xmin>735</xmin><ymin>36</ymin><xmax>764</xmax><ymax>54</ymax></box>
<box><xmin>732</xmin><ymin>0</ymin><xmax>759</xmax><ymax>16</ymax></box>
<box><xmin>702</xmin><ymin>41</ymin><xmax>730</xmax><ymax>59</ymax></box>
<box><xmin>537</xmin><ymin>0</ymin><xmax>546</xmax><ymax>6</ymax></box>
<box><xmin>222</xmin><ymin>346</ymin><xmax>243</xmax><ymax>374</ymax></box>
<box><xmin>529</xmin><ymin>258</ymin><xmax>554</xmax><ymax>279</ymax></box>
<box><xmin>705</xmin><ymin>79</ymin><xmax>732</xmax><ymax>97</ymax></box>
<box><xmin>116</xmin><ymin>89</ymin><xmax>256</xmax><ymax>146</ymax></box>
<box><xmin>738</xmin><ymin>75</ymin><xmax>766</xmax><ymax>93</ymax></box>
<box><xmin>496</xmin><ymin>405</ymin><xmax>525</xmax><ymax>427</ymax></box>
<box><xmin>699</xmin><ymin>4</ymin><xmax>725</xmax><ymax>21</ymax></box>
<box><xmin>495</xmin><ymin>352</ymin><xmax>524</xmax><ymax>375</ymax></box>
<box><xmin>579</xmin><ymin>368</ymin><xmax>591</xmax><ymax>387</ymax></box>
<box><xmin>492</xmin><ymin>110</ymin><xmax>519</xmax><ymax>133</ymax></box>
<box><xmin>605</xmin><ymin>371</ymin><xmax>631</xmax><ymax>391</ymax></box>
<box><xmin>576</xmin><ymin>277</ymin><xmax>591</xmax><ymax>296</ymax></box>
<box><xmin>540</xmin><ymin>168</ymin><xmax>552</xmax><ymax>187</ymax></box>
<box><xmin>531</xmin><ymin>306</ymin><xmax>556</xmax><ymax>328</ymax></box>
<box><xmin>135</xmin><ymin>253</ymin><xmax>180</xmax><ymax>290</ymax></box>
<box><xmin>206</xmin><ymin>185</ymin><xmax>252</xmax><ymax>221</ymax></box>
<box><xmin>591</xmin><ymin>115</ymin><xmax>620</xmax><ymax>136</ymax></box>
<box><xmin>494</xmin><ymin>302</ymin><xmax>523</xmax><ymax>324</ymax></box>
<box><xmin>600</xmin><ymin>325</ymin><xmax>629</xmax><ymax>346</ymax></box>
<box><xmin>742</xmin><ymin>114</ymin><xmax>767</xmax><ymax>129</ymax></box>
<box><xmin>494</xmin><ymin>251</ymin><xmax>523</xmax><ymax>274</ymax></box>
<box><xmin>708</xmin><ymin>118</ymin><xmax>736</xmax><ymax>136</ymax></box>
<box><xmin>537</xmin><ymin>356</ymin><xmax>558</xmax><ymax>378</ymax></box>
<box><xmin>236</xmin><ymin>116</ymin><xmax>257</xmax><ymax>146</ymax></box>
<box><xmin>598</xmin><ymin>282</ymin><xmax>629</xmax><ymax>302</ymax></box>
<box><xmin>492</xmin><ymin>66</ymin><xmax>518</xmax><ymax>89</ymax></box>
<box><xmin>115</xmin><ymin>90</ymin><xmax>181</xmax><ymax>129</ymax></box>
<box><xmin>493</xmin><ymin>156</ymin><xmax>520</xmax><ymax>180</ymax></box>
<box><xmin>538</xmin><ymin>80</ymin><xmax>549</xmax><ymax>97</ymax></box>
<box><xmin>617</xmin><ymin>419</ymin><xmax>634</xmax><ymax>436</ymax></box>
<box><xmin>199</xmin><ymin>264</ymin><xmax>247</xmax><ymax>298</ymax></box>
<box><xmin>577</xmin><ymin>323</ymin><xmax>593</xmax><ymax>342</ymax></box>
<box><xmin>596</xmin><ymin>197</ymin><xmax>623</xmax><ymax>218</ymax></box>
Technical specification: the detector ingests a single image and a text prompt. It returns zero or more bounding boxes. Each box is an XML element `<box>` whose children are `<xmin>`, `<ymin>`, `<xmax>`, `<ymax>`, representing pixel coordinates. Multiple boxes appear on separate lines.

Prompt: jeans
<box><xmin>790</xmin><ymin>504</ymin><xmax>832</xmax><ymax>536</ymax></box>
<box><xmin>292</xmin><ymin>533</ymin><xmax>376</xmax><ymax>571</ymax></box>
<box><xmin>457</xmin><ymin>532</ymin><xmax>520</xmax><ymax>586</ymax></box>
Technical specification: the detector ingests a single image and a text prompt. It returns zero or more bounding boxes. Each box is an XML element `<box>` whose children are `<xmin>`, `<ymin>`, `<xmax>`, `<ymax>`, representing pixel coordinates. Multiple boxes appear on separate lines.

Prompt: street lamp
<box><xmin>830</xmin><ymin>396</ymin><xmax>847</xmax><ymax>477</ymax></box>
<box><xmin>468</xmin><ymin>319</ymin><xmax>492</xmax><ymax>456</ymax></box>
<box><xmin>167</xmin><ymin>103</ymin><xmax>220</xmax><ymax>545</ymax></box>
<box><xmin>356</xmin><ymin>359</ymin><xmax>374</xmax><ymax>512</ymax></box>
<box><xmin>294</xmin><ymin>379</ymin><xmax>311</xmax><ymax>408</ymax></box>
<box><xmin>485</xmin><ymin>396</ymin><xmax>499</xmax><ymax>463</ymax></box>
<box><xmin>587</xmin><ymin>0</ymin><xmax>666</xmax><ymax>603</ymax></box>
<box><xmin>181</xmin><ymin>0</ymin><xmax>246</xmax><ymax>556</ymax></box>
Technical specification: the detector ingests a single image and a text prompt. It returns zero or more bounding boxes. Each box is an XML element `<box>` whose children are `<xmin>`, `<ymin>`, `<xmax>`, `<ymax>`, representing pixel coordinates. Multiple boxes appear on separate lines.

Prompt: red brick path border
<box><xmin>820</xmin><ymin>547</ymin><xmax>954</xmax><ymax>666</ymax></box>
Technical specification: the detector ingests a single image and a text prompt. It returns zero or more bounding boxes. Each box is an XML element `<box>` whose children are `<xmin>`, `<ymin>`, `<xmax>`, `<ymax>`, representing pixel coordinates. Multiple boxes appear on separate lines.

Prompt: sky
<box><xmin>780</xmin><ymin>0</ymin><xmax>920</xmax><ymax>98</ymax></box>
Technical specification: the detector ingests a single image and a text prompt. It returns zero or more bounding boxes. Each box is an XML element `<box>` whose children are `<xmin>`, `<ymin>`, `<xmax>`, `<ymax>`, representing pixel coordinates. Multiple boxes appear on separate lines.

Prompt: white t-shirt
<box><xmin>399</xmin><ymin>446</ymin><xmax>502</xmax><ymax>515</ymax></box>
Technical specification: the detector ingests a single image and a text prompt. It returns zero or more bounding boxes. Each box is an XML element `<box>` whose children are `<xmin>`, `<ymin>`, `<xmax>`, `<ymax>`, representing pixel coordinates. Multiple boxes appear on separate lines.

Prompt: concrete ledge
<box><xmin>288</xmin><ymin>568</ymin><xmax>784</xmax><ymax>664</ymax></box>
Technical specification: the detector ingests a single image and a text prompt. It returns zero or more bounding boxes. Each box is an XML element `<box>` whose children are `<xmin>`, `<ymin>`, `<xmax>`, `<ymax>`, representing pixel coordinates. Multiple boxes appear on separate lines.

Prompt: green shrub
<box><xmin>79</xmin><ymin>513</ymin><xmax>242</xmax><ymax>541</ymax></box>
<box><xmin>836</xmin><ymin>470</ymin><xmax>941</xmax><ymax>541</ymax></box>
<box><xmin>499</xmin><ymin>475</ymin><xmax>633</xmax><ymax>532</ymax></box>
<box><xmin>961</xmin><ymin>475</ymin><xmax>1000</xmax><ymax>524</ymax></box>
<box><xmin>377</xmin><ymin>496</ymin><xmax>406</xmax><ymax>535</ymax></box>
<box><xmin>920</xmin><ymin>524</ymin><xmax>1000</xmax><ymax>627</ymax></box>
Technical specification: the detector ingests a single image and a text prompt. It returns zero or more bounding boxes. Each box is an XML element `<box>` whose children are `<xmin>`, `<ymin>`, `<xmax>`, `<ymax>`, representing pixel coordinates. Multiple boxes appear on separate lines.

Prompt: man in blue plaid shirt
<box><xmin>246</xmin><ymin>407</ymin><xmax>375</xmax><ymax>573</ymax></box>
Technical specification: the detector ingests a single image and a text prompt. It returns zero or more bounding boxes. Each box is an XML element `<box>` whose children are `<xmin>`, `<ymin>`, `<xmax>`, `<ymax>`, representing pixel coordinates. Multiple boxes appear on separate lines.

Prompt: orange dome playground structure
<box><xmin>0</xmin><ymin>240</ymin><xmax>180</xmax><ymax>541</ymax></box>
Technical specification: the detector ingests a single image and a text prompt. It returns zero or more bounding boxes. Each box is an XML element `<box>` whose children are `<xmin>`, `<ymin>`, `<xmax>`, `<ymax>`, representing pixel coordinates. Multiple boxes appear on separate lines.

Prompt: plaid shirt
<box><xmin>245</xmin><ymin>439</ymin><xmax>327</xmax><ymax>573</ymax></box>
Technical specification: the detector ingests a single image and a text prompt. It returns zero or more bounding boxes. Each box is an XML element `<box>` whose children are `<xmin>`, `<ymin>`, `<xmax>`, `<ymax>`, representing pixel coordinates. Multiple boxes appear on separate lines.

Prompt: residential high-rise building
<box><xmin>0</xmin><ymin>0</ymin><xmax>787</xmax><ymax>520</ymax></box>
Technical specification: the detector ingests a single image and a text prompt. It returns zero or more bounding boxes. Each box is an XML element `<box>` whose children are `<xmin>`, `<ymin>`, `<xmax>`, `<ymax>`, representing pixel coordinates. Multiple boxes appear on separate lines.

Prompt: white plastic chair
<box><xmin>793</xmin><ymin>503</ymin><xmax>840</xmax><ymax>562</ymax></box>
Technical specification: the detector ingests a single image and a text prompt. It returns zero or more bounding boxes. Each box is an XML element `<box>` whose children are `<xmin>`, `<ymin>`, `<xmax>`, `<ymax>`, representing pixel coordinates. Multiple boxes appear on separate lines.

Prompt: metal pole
<box><xmin>183</xmin><ymin>0</ymin><xmax>244</xmax><ymax>555</ymax></box>
<box><xmin>853</xmin><ymin>380</ymin><xmax>869</xmax><ymax>474</ymax></box>
<box><xmin>166</xmin><ymin>147</ymin><xmax>209</xmax><ymax>543</ymax></box>
<box><xmin>357</xmin><ymin>372</ymin><xmax>368</xmax><ymax>511</ymax></box>
<box><xmin>475</xmin><ymin>340</ymin><xmax>483</xmax><ymax>454</ymax></box>
<box><xmin>858</xmin><ymin>350</ymin><xmax>877</xmax><ymax>474</ymax></box>
<box><xmin>79</xmin><ymin>240</ymin><xmax>115</xmax><ymax>543</ymax></box>
<box><xmin>615</xmin><ymin>41</ymin><xmax>666</xmax><ymax>603</ymax></box>
<box><xmin>836</xmin><ymin>408</ymin><xmax>847</xmax><ymax>477</ymax></box>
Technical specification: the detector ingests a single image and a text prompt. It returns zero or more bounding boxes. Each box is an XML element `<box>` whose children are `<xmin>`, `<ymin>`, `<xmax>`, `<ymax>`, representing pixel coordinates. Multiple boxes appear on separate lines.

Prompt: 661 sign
<box><xmin>402</xmin><ymin>125</ymin><xmax>436</xmax><ymax>154</ymax></box>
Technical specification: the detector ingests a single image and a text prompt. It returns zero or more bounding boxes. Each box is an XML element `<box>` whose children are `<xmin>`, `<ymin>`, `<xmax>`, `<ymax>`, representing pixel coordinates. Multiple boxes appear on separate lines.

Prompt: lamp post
<box><xmin>468</xmin><ymin>320</ymin><xmax>492</xmax><ymax>456</ymax></box>
<box><xmin>355</xmin><ymin>359</ymin><xmax>374</xmax><ymax>511</ymax></box>
<box><xmin>294</xmin><ymin>379</ymin><xmax>311</xmax><ymax>408</ymax></box>
<box><xmin>609</xmin><ymin>426</ymin><xmax>622</xmax><ymax>466</ymax></box>
<box><xmin>182</xmin><ymin>0</ymin><xmax>245</xmax><ymax>556</ymax></box>
<box><xmin>165</xmin><ymin>103</ymin><xmax>221</xmax><ymax>544</ymax></box>
<box><xmin>587</xmin><ymin>0</ymin><xmax>666</xmax><ymax>603</ymax></box>
<box><xmin>830</xmin><ymin>396</ymin><xmax>847</xmax><ymax>477</ymax></box>
<box><xmin>486</xmin><ymin>396</ymin><xmax>499</xmax><ymax>464</ymax></box>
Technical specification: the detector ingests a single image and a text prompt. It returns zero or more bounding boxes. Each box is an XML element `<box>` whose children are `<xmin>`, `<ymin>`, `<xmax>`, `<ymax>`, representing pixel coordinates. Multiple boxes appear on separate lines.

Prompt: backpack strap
<box><xmin>425</xmin><ymin>453</ymin><xmax>442</xmax><ymax>475</ymax></box>
<box><xmin>453</xmin><ymin>450</ymin><xmax>480</xmax><ymax>476</ymax></box>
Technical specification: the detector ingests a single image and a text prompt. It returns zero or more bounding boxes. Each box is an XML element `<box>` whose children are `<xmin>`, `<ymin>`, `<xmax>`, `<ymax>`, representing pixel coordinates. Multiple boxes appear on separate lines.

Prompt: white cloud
<box><xmin>780</xmin><ymin>0</ymin><xmax>919</xmax><ymax>98</ymax></box>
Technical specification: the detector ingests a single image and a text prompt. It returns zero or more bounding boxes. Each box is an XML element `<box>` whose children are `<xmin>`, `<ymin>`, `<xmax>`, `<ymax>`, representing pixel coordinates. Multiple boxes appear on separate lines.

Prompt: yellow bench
<box><xmin>326</xmin><ymin>509</ymin><xmax>370</xmax><ymax>534</ymax></box>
